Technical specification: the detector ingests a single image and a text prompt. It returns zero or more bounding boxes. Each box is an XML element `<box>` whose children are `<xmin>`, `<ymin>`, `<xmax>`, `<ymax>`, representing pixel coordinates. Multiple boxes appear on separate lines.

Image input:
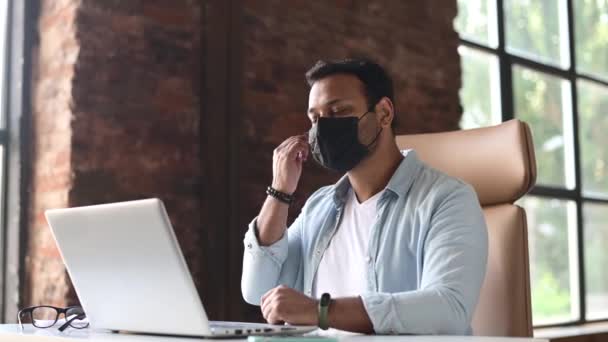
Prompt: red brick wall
<box><xmin>25</xmin><ymin>0</ymin><xmax>78</xmax><ymax>307</ymax></box>
<box><xmin>25</xmin><ymin>0</ymin><xmax>461</xmax><ymax>322</ymax></box>
<box><xmin>25</xmin><ymin>0</ymin><xmax>202</xmax><ymax>307</ymax></box>
<box><xmin>67</xmin><ymin>0</ymin><xmax>203</xmax><ymax>303</ymax></box>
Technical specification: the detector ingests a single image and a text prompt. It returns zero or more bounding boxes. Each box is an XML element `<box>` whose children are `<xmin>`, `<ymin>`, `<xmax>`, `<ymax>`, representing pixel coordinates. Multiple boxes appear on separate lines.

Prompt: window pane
<box><xmin>518</xmin><ymin>196</ymin><xmax>579</xmax><ymax>325</ymax></box>
<box><xmin>513</xmin><ymin>65</ymin><xmax>575</xmax><ymax>189</ymax></box>
<box><xmin>583</xmin><ymin>202</ymin><xmax>608</xmax><ymax>320</ymax></box>
<box><xmin>0</xmin><ymin>0</ymin><xmax>8</xmax><ymax>128</ymax></box>
<box><xmin>578</xmin><ymin>80</ymin><xmax>608</xmax><ymax>197</ymax></box>
<box><xmin>505</xmin><ymin>0</ymin><xmax>570</xmax><ymax>68</ymax></box>
<box><xmin>455</xmin><ymin>0</ymin><xmax>498</xmax><ymax>47</ymax></box>
<box><xmin>574</xmin><ymin>0</ymin><xmax>608</xmax><ymax>80</ymax></box>
<box><xmin>458</xmin><ymin>46</ymin><xmax>502</xmax><ymax>129</ymax></box>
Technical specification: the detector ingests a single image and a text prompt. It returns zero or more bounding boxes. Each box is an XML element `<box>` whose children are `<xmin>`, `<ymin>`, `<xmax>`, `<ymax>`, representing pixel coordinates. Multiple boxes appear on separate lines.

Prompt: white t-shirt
<box><xmin>311</xmin><ymin>188</ymin><xmax>383</xmax><ymax>298</ymax></box>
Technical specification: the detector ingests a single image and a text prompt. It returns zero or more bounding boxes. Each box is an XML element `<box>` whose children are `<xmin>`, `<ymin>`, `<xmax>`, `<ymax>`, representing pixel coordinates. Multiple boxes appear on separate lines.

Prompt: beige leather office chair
<box><xmin>395</xmin><ymin>119</ymin><xmax>536</xmax><ymax>337</ymax></box>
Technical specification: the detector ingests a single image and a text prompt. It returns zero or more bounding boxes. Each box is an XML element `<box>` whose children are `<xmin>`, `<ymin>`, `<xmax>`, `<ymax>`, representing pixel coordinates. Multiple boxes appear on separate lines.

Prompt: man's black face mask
<box><xmin>308</xmin><ymin>110</ymin><xmax>382</xmax><ymax>173</ymax></box>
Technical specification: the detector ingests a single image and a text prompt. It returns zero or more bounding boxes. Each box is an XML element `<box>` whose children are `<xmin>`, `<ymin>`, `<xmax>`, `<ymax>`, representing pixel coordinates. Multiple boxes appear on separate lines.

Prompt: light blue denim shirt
<box><xmin>241</xmin><ymin>150</ymin><xmax>488</xmax><ymax>335</ymax></box>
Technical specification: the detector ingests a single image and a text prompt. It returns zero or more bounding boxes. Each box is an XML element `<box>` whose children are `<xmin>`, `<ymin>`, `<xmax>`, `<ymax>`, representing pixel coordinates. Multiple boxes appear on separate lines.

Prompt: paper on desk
<box><xmin>0</xmin><ymin>324</ymin><xmax>91</xmax><ymax>342</ymax></box>
<box><xmin>30</xmin><ymin>315</ymin><xmax>89</xmax><ymax>329</ymax></box>
<box><xmin>0</xmin><ymin>316</ymin><xmax>91</xmax><ymax>341</ymax></box>
<box><xmin>0</xmin><ymin>335</ymin><xmax>68</xmax><ymax>342</ymax></box>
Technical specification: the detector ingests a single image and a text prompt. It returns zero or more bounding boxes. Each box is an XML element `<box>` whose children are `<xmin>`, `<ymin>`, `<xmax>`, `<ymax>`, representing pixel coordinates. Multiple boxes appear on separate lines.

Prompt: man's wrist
<box><xmin>267</xmin><ymin>186</ymin><xmax>295</xmax><ymax>205</ymax></box>
<box><xmin>266</xmin><ymin>194</ymin><xmax>290</xmax><ymax>207</ymax></box>
<box><xmin>312</xmin><ymin>299</ymin><xmax>320</xmax><ymax>326</ymax></box>
<box><xmin>270</xmin><ymin>179</ymin><xmax>296</xmax><ymax>194</ymax></box>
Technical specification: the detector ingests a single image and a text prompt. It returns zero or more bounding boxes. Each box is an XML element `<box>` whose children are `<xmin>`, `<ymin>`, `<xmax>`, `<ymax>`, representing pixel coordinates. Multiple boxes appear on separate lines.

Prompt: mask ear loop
<box><xmin>303</xmin><ymin>130</ymin><xmax>314</xmax><ymax>151</ymax></box>
<box><xmin>358</xmin><ymin>110</ymin><xmax>383</xmax><ymax>148</ymax></box>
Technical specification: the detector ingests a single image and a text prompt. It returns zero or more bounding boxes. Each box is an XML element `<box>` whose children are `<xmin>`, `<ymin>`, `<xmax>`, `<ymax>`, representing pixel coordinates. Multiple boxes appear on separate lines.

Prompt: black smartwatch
<box><xmin>318</xmin><ymin>293</ymin><xmax>331</xmax><ymax>330</ymax></box>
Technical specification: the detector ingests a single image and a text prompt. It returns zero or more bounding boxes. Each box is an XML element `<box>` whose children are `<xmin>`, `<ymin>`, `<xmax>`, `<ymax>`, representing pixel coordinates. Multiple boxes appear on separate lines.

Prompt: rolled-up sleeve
<box><xmin>241</xmin><ymin>213</ymin><xmax>304</xmax><ymax>305</ymax></box>
<box><xmin>361</xmin><ymin>183</ymin><xmax>488</xmax><ymax>335</ymax></box>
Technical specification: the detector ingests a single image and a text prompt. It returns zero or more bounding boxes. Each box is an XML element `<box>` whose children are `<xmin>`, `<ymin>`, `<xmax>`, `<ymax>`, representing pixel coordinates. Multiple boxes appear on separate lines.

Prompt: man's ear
<box><xmin>374</xmin><ymin>97</ymin><xmax>395</xmax><ymax>129</ymax></box>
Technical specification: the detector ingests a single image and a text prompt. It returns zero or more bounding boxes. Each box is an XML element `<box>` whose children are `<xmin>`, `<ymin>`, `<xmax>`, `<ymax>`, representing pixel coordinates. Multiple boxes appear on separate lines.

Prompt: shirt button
<box><xmin>247</xmin><ymin>243</ymin><xmax>252</xmax><ymax>249</ymax></box>
<box><xmin>365</xmin><ymin>256</ymin><xmax>372</xmax><ymax>263</ymax></box>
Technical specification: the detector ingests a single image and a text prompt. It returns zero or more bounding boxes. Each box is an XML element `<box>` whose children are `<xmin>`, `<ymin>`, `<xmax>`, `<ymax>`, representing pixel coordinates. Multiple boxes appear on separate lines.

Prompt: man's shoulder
<box><xmin>412</xmin><ymin>160</ymin><xmax>478</xmax><ymax>202</ymax></box>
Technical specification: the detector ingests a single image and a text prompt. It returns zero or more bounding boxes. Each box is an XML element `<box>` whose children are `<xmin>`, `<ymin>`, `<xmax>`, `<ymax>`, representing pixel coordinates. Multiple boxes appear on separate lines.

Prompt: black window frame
<box><xmin>458</xmin><ymin>0</ymin><xmax>608</xmax><ymax>329</ymax></box>
<box><xmin>1</xmin><ymin>0</ymin><xmax>34</xmax><ymax>323</ymax></box>
<box><xmin>0</xmin><ymin>0</ymin><xmax>7</xmax><ymax>322</ymax></box>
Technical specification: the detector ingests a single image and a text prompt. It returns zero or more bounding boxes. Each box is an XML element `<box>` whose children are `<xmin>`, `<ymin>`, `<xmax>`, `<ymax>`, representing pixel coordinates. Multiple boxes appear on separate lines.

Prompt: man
<box><xmin>241</xmin><ymin>59</ymin><xmax>488</xmax><ymax>335</ymax></box>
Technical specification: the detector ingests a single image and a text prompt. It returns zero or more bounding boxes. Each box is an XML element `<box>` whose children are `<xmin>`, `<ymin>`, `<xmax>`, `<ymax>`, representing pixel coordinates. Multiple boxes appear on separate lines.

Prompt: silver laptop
<box><xmin>45</xmin><ymin>198</ymin><xmax>316</xmax><ymax>338</ymax></box>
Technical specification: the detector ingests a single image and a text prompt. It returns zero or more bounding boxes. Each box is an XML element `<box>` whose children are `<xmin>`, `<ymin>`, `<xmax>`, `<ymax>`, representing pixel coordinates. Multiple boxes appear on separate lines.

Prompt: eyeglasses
<box><xmin>18</xmin><ymin>306</ymin><xmax>89</xmax><ymax>332</ymax></box>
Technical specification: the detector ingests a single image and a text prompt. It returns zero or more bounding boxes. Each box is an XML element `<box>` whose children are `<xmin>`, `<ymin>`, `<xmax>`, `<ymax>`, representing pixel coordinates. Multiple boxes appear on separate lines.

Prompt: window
<box><xmin>456</xmin><ymin>0</ymin><xmax>608</xmax><ymax>327</ymax></box>
<box><xmin>0</xmin><ymin>0</ymin><xmax>10</xmax><ymax>322</ymax></box>
<box><xmin>1</xmin><ymin>0</ymin><xmax>29</xmax><ymax>323</ymax></box>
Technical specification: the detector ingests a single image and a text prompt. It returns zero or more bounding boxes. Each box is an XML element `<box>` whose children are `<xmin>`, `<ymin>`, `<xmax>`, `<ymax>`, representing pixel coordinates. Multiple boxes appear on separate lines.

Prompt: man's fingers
<box><xmin>261</xmin><ymin>286</ymin><xmax>283</xmax><ymax>314</ymax></box>
<box><xmin>261</xmin><ymin>300</ymin><xmax>272</xmax><ymax>322</ymax></box>
<box><xmin>287</xmin><ymin>144</ymin><xmax>309</xmax><ymax>162</ymax></box>
<box><xmin>275</xmin><ymin>135</ymin><xmax>306</xmax><ymax>153</ymax></box>
<box><xmin>264</xmin><ymin>300</ymin><xmax>284</xmax><ymax>324</ymax></box>
<box><xmin>261</xmin><ymin>285</ymin><xmax>292</xmax><ymax>323</ymax></box>
<box><xmin>276</xmin><ymin>142</ymin><xmax>309</xmax><ymax>166</ymax></box>
<box><xmin>284</xmin><ymin>137</ymin><xmax>307</xmax><ymax>150</ymax></box>
<box><xmin>261</xmin><ymin>291</ymin><xmax>272</xmax><ymax>318</ymax></box>
<box><xmin>262</xmin><ymin>296</ymin><xmax>280</xmax><ymax>324</ymax></box>
<box><xmin>260</xmin><ymin>287</ymin><xmax>276</xmax><ymax>308</ymax></box>
<box><xmin>267</xmin><ymin>313</ymin><xmax>283</xmax><ymax>325</ymax></box>
<box><xmin>283</xmin><ymin>140</ymin><xmax>310</xmax><ymax>160</ymax></box>
<box><xmin>277</xmin><ymin>136</ymin><xmax>299</xmax><ymax>148</ymax></box>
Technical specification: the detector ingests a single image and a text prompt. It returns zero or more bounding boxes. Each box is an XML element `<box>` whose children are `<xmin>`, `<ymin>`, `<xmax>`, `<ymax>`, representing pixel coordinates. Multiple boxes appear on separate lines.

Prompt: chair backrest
<box><xmin>395</xmin><ymin>119</ymin><xmax>537</xmax><ymax>337</ymax></box>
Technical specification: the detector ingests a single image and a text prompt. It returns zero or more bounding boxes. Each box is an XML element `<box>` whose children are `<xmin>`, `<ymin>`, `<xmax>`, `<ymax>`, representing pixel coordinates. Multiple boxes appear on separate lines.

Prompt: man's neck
<box><xmin>347</xmin><ymin>140</ymin><xmax>404</xmax><ymax>203</ymax></box>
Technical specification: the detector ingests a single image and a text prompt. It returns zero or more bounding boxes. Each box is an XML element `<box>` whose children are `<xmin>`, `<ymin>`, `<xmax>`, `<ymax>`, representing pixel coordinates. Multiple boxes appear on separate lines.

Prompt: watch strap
<box><xmin>318</xmin><ymin>293</ymin><xmax>331</xmax><ymax>330</ymax></box>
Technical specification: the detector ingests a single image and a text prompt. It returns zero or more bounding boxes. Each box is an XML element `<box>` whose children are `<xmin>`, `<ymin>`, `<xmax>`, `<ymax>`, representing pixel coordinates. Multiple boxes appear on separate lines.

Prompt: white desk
<box><xmin>0</xmin><ymin>324</ymin><xmax>547</xmax><ymax>342</ymax></box>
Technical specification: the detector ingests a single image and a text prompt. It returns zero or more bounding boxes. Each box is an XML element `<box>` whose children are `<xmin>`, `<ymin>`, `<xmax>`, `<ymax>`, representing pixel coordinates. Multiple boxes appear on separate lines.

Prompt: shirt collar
<box><xmin>332</xmin><ymin>149</ymin><xmax>421</xmax><ymax>206</ymax></box>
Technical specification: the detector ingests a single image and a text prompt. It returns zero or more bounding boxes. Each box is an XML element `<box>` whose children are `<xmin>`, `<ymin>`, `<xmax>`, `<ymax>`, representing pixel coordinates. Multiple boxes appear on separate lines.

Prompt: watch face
<box><xmin>320</xmin><ymin>293</ymin><xmax>331</xmax><ymax>306</ymax></box>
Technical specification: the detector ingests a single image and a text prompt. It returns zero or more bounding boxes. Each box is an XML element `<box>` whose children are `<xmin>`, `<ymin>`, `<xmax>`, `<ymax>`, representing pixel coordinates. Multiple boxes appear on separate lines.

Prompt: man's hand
<box><xmin>260</xmin><ymin>285</ymin><xmax>318</xmax><ymax>325</ymax></box>
<box><xmin>256</xmin><ymin>135</ymin><xmax>309</xmax><ymax>246</ymax></box>
<box><xmin>272</xmin><ymin>135</ymin><xmax>309</xmax><ymax>195</ymax></box>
